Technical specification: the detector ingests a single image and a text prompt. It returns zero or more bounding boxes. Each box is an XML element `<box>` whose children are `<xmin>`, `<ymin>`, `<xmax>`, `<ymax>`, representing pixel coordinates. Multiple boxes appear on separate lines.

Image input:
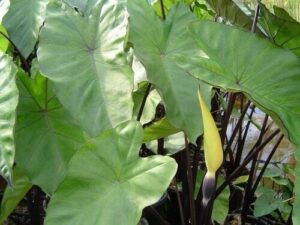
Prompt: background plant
<box><xmin>0</xmin><ymin>0</ymin><xmax>299</xmax><ymax>225</ymax></box>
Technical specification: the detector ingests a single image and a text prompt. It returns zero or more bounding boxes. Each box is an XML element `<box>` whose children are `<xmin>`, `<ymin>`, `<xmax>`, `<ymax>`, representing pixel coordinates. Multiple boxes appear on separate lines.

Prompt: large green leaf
<box><xmin>45</xmin><ymin>121</ymin><xmax>177</xmax><ymax>225</ymax></box>
<box><xmin>259</xmin><ymin>3</ymin><xmax>300</xmax><ymax>57</ymax></box>
<box><xmin>128</xmin><ymin>0</ymin><xmax>211</xmax><ymax>142</ymax></box>
<box><xmin>38</xmin><ymin>1</ymin><xmax>133</xmax><ymax>137</ymax></box>
<box><xmin>0</xmin><ymin>167</ymin><xmax>32</xmax><ymax>223</ymax></box>
<box><xmin>0</xmin><ymin>53</ymin><xmax>18</xmax><ymax>183</ymax></box>
<box><xmin>15</xmin><ymin>72</ymin><xmax>85</xmax><ymax>194</ymax></box>
<box><xmin>179</xmin><ymin>20</ymin><xmax>300</xmax><ymax>221</ymax></box>
<box><xmin>180</xmin><ymin>20</ymin><xmax>300</xmax><ymax>145</ymax></box>
<box><xmin>3</xmin><ymin>0</ymin><xmax>48</xmax><ymax>58</ymax></box>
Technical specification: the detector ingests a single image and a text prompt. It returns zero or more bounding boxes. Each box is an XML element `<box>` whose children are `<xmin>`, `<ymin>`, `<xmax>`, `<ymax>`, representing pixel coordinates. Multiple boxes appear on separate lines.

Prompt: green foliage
<box><xmin>0</xmin><ymin>53</ymin><xmax>18</xmax><ymax>183</ymax></box>
<box><xmin>183</xmin><ymin>20</ymin><xmax>300</xmax><ymax>145</ymax></box>
<box><xmin>3</xmin><ymin>0</ymin><xmax>48</xmax><ymax>57</ymax></box>
<box><xmin>15</xmin><ymin>72</ymin><xmax>86</xmax><ymax>194</ymax></box>
<box><xmin>259</xmin><ymin>2</ymin><xmax>300</xmax><ymax>57</ymax></box>
<box><xmin>45</xmin><ymin>121</ymin><xmax>177</xmax><ymax>225</ymax></box>
<box><xmin>143</xmin><ymin>117</ymin><xmax>180</xmax><ymax>142</ymax></box>
<box><xmin>128</xmin><ymin>0</ymin><xmax>211</xmax><ymax>143</ymax></box>
<box><xmin>0</xmin><ymin>25</ymin><xmax>8</xmax><ymax>52</ymax></box>
<box><xmin>0</xmin><ymin>0</ymin><xmax>299</xmax><ymax>224</ymax></box>
<box><xmin>254</xmin><ymin>187</ymin><xmax>284</xmax><ymax>217</ymax></box>
<box><xmin>0</xmin><ymin>167</ymin><xmax>31</xmax><ymax>224</ymax></box>
<box><xmin>38</xmin><ymin>1</ymin><xmax>133</xmax><ymax>137</ymax></box>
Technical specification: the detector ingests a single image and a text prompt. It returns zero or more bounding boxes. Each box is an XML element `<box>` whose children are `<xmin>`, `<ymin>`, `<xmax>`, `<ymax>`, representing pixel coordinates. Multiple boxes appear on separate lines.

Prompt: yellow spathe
<box><xmin>198</xmin><ymin>88</ymin><xmax>223</xmax><ymax>173</ymax></box>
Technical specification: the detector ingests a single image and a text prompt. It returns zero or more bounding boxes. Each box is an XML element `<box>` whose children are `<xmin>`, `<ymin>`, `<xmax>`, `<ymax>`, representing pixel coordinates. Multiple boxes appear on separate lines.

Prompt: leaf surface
<box><xmin>128</xmin><ymin>0</ymin><xmax>211</xmax><ymax>142</ymax></box>
<box><xmin>38</xmin><ymin>1</ymin><xmax>133</xmax><ymax>137</ymax></box>
<box><xmin>143</xmin><ymin>117</ymin><xmax>180</xmax><ymax>142</ymax></box>
<box><xmin>15</xmin><ymin>73</ymin><xmax>85</xmax><ymax>194</ymax></box>
<box><xmin>205</xmin><ymin>0</ymin><xmax>252</xmax><ymax>29</ymax></box>
<box><xmin>45</xmin><ymin>121</ymin><xmax>177</xmax><ymax>225</ymax></box>
<box><xmin>259</xmin><ymin>3</ymin><xmax>300</xmax><ymax>57</ymax></box>
<box><xmin>3</xmin><ymin>0</ymin><xmax>48</xmax><ymax>57</ymax></box>
<box><xmin>64</xmin><ymin>0</ymin><xmax>100</xmax><ymax>15</ymax></box>
<box><xmin>181</xmin><ymin>20</ymin><xmax>300</xmax><ymax>145</ymax></box>
<box><xmin>0</xmin><ymin>53</ymin><xmax>18</xmax><ymax>183</ymax></box>
<box><xmin>181</xmin><ymin>20</ymin><xmax>300</xmax><ymax>221</ymax></box>
<box><xmin>0</xmin><ymin>167</ymin><xmax>32</xmax><ymax>223</ymax></box>
<box><xmin>0</xmin><ymin>25</ymin><xmax>9</xmax><ymax>52</ymax></box>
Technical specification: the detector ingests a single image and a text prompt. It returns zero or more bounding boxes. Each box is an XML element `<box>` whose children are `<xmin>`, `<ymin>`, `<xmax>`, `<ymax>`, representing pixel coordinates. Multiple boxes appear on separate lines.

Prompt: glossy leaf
<box><xmin>0</xmin><ymin>53</ymin><xmax>18</xmax><ymax>183</ymax></box>
<box><xmin>143</xmin><ymin>117</ymin><xmax>180</xmax><ymax>142</ymax></box>
<box><xmin>38</xmin><ymin>1</ymin><xmax>133</xmax><ymax>137</ymax></box>
<box><xmin>45</xmin><ymin>121</ymin><xmax>177</xmax><ymax>225</ymax></box>
<box><xmin>182</xmin><ymin>21</ymin><xmax>300</xmax><ymax>220</ymax></box>
<box><xmin>259</xmin><ymin>3</ymin><xmax>300</xmax><ymax>57</ymax></box>
<box><xmin>15</xmin><ymin>72</ymin><xmax>85</xmax><ymax>194</ymax></box>
<box><xmin>0</xmin><ymin>167</ymin><xmax>32</xmax><ymax>223</ymax></box>
<box><xmin>182</xmin><ymin>20</ymin><xmax>300</xmax><ymax>146</ymax></box>
<box><xmin>128</xmin><ymin>0</ymin><xmax>211</xmax><ymax>142</ymax></box>
<box><xmin>3</xmin><ymin>0</ymin><xmax>48</xmax><ymax>57</ymax></box>
<box><xmin>0</xmin><ymin>25</ymin><xmax>9</xmax><ymax>52</ymax></box>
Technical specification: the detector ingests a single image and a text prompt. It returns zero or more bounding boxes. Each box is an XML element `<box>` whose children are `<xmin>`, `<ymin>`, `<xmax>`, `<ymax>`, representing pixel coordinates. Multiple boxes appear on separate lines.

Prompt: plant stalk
<box><xmin>184</xmin><ymin>135</ymin><xmax>196</xmax><ymax>225</ymax></box>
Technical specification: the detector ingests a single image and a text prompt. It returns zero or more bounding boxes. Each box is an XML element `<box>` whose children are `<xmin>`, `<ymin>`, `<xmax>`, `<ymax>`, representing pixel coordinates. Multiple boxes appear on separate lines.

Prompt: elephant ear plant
<box><xmin>0</xmin><ymin>0</ymin><xmax>300</xmax><ymax>225</ymax></box>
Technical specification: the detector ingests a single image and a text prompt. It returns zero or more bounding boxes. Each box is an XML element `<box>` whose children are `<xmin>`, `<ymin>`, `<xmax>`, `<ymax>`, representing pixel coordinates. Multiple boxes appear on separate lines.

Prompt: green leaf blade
<box><xmin>0</xmin><ymin>167</ymin><xmax>32</xmax><ymax>224</ymax></box>
<box><xmin>38</xmin><ymin>2</ymin><xmax>133</xmax><ymax>137</ymax></box>
<box><xmin>0</xmin><ymin>52</ymin><xmax>18</xmax><ymax>183</ymax></box>
<box><xmin>45</xmin><ymin>121</ymin><xmax>177</xmax><ymax>225</ymax></box>
<box><xmin>15</xmin><ymin>73</ymin><xmax>85</xmax><ymax>194</ymax></box>
<box><xmin>185</xmin><ymin>20</ymin><xmax>300</xmax><ymax>145</ymax></box>
<box><xmin>3</xmin><ymin>0</ymin><xmax>48</xmax><ymax>57</ymax></box>
<box><xmin>128</xmin><ymin>0</ymin><xmax>211</xmax><ymax>142</ymax></box>
<box><xmin>182</xmin><ymin>20</ymin><xmax>300</xmax><ymax>222</ymax></box>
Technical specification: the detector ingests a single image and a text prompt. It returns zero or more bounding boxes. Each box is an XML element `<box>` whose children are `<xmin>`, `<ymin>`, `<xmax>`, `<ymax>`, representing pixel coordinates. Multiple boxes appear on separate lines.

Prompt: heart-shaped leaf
<box><xmin>178</xmin><ymin>20</ymin><xmax>300</xmax><ymax>221</ymax></box>
<box><xmin>45</xmin><ymin>121</ymin><xmax>177</xmax><ymax>225</ymax></box>
<box><xmin>128</xmin><ymin>0</ymin><xmax>211</xmax><ymax>142</ymax></box>
<box><xmin>0</xmin><ymin>53</ymin><xmax>18</xmax><ymax>183</ymax></box>
<box><xmin>15</xmin><ymin>72</ymin><xmax>85</xmax><ymax>194</ymax></box>
<box><xmin>38</xmin><ymin>1</ymin><xmax>133</xmax><ymax>137</ymax></box>
<box><xmin>3</xmin><ymin>0</ymin><xmax>48</xmax><ymax>57</ymax></box>
<box><xmin>180</xmin><ymin>20</ymin><xmax>300</xmax><ymax>145</ymax></box>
